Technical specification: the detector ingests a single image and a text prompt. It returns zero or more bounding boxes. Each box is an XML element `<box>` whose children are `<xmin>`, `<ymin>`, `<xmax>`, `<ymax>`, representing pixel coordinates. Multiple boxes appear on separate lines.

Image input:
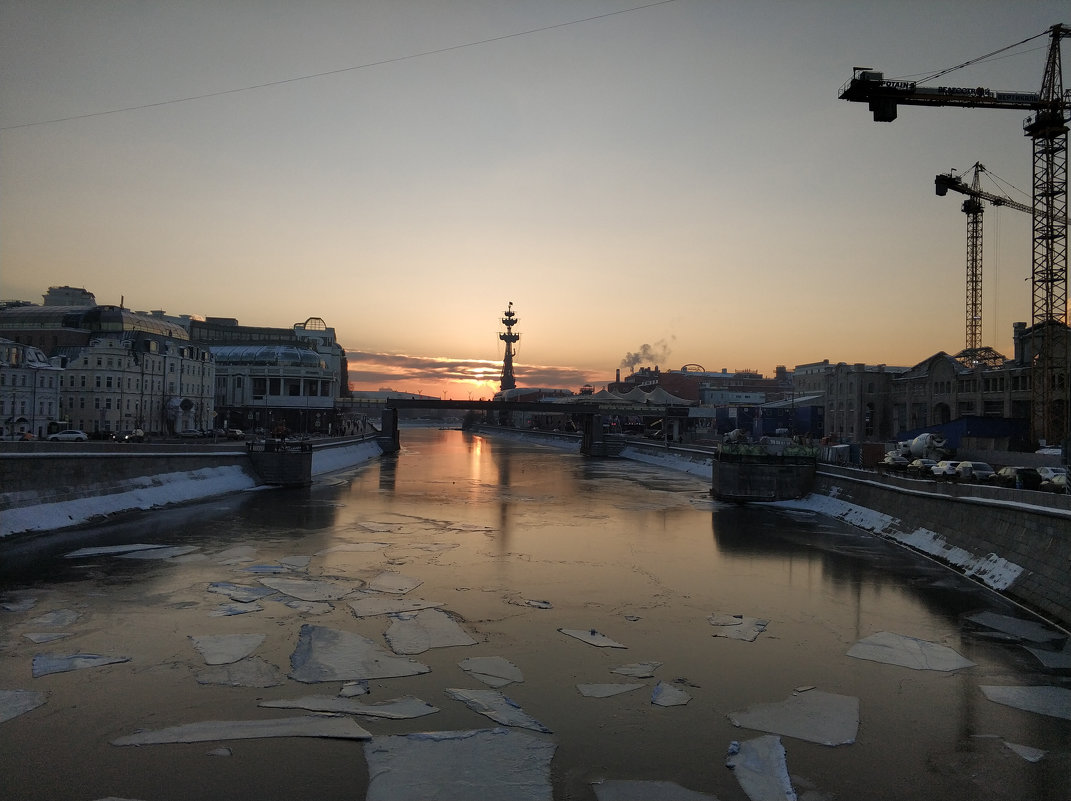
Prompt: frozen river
<box><xmin>1</xmin><ymin>427</ymin><xmax>1068</xmax><ymax>801</ymax></box>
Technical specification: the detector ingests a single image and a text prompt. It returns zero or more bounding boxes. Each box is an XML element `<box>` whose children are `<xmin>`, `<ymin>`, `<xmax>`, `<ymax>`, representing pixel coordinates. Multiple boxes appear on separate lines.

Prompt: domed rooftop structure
<box><xmin>210</xmin><ymin>343</ymin><xmax>326</xmax><ymax>369</ymax></box>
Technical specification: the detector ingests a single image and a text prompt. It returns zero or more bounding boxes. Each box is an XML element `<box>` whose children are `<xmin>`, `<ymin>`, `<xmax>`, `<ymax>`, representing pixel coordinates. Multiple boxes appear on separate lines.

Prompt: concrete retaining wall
<box><xmin>791</xmin><ymin>467</ymin><xmax>1071</xmax><ymax>629</ymax></box>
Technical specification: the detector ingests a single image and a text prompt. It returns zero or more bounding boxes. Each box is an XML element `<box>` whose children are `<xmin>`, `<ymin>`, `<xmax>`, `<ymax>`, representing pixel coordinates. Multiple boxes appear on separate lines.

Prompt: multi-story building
<box><xmin>0</xmin><ymin>304</ymin><xmax>214</xmax><ymax>436</ymax></box>
<box><xmin>0</xmin><ymin>338</ymin><xmax>63</xmax><ymax>440</ymax></box>
<box><xmin>189</xmin><ymin>316</ymin><xmax>349</xmax><ymax>435</ymax></box>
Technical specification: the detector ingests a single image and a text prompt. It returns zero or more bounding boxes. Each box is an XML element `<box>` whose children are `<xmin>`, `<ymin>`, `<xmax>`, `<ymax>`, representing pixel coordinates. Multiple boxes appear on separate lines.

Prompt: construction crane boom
<box><xmin>840</xmin><ymin>23</ymin><xmax>1071</xmax><ymax>446</ymax></box>
<box><xmin>935</xmin><ymin>168</ymin><xmax>1070</xmax><ymax>225</ymax></box>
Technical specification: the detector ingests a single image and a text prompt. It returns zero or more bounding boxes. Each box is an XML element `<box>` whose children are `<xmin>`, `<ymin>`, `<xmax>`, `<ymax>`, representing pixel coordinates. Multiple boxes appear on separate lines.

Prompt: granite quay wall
<box><xmin>803</xmin><ymin>465</ymin><xmax>1071</xmax><ymax>629</ymax></box>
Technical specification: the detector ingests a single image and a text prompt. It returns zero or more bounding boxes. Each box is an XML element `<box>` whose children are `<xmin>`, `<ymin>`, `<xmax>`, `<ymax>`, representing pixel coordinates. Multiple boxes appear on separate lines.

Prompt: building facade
<box><xmin>0</xmin><ymin>338</ymin><xmax>63</xmax><ymax>440</ymax></box>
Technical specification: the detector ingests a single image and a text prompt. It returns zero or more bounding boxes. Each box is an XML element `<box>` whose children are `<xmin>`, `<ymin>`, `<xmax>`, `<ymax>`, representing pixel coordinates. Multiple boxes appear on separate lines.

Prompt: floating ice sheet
<box><xmin>278</xmin><ymin>555</ymin><xmax>312</xmax><ymax>569</ymax></box>
<box><xmin>32</xmin><ymin>653</ymin><xmax>130</xmax><ymax>677</ymax></box>
<box><xmin>289</xmin><ymin>624</ymin><xmax>431</xmax><ymax>682</ymax></box>
<box><xmin>459</xmin><ymin>656</ymin><xmax>524</xmax><ymax>687</ymax></box>
<box><xmin>709</xmin><ymin>614</ymin><xmax>768</xmax><ymax>642</ymax></box>
<box><xmin>195</xmin><ymin>657</ymin><xmax>286</xmax><ymax>687</ymax></box>
<box><xmin>558</xmin><ymin>628</ymin><xmax>627</xmax><ymax>648</ymax></box>
<box><xmin>340</xmin><ymin>680</ymin><xmax>370</xmax><ymax>697</ymax></box>
<box><xmin>317</xmin><ymin>542</ymin><xmax>389</xmax><ymax>554</ymax></box>
<box><xmin>526</xmin><ymin>599</ymin><xmax>553</xmax><ymax>609</ymax></box>
<box><xmin>964</xmin><ymin>612</ymin><xmax>1066</xmax><ymax>646</ymax></box>
<box><xmin>611</xmin><ymin>661</ymin><xmax>662</xmax><ymax>678</ymax></box>
<box><xmin>577</xmin><ymin>683</ymin><xmax>645</xmax><ymax>698</ymax></box>
<box><xmin>444</xmin><ymin>688</ymin><xmax>551</xmax><ymax>733</ymax></box>
<box><xmin>213</xmin><ymin>545</ymin><xmax>258</xmax><ymax>564</ymax></box>
<box><xmin>729</xmin><ymin>690</ymin><xmax>858</xmax><ymax>746</ymax></box>
<box><xmin>651</xmin><ymin>681</ymin><xmax>691</xmax><ymax>707</ymax></box>
<box><xmin>364</xmin><ymin>728</ymin><xmax>555</xmax><ymax>801</ymax></box>
<box><xmin>1005</xmin><ymin>741</ymin><xmax>1046</xmax><ymax>762</ymax></box>
<box><xmin>0</xmin><ymin>593</ymin><xmax>37</xmax><ymax>612</ymax></box>
<box><xmin>592</xmin><ymin>779</ymin><xmax>716</xmax><ymax>801</ymax></box>
<box><xmin>209</xmin><ymin>603</ymin><xmax>263</xmax><ymax>617</ymax></box>
<box><xmin>119</xmin><ymin>545</ymin><xmax>199</xmax><ymax>560</ymax></box>
<box><xmin>272</xmin><ymin>597</ymin><xmax>333</xmax><ymax>615</ymax></box>
<box><xmin>27</xmin><ymin>609</ymin><xmax>80</xmax><ymax>627</ymax></box>
<box><xmin>64</xmin><ymin>544</ymin><xmax>165</xmax><ymax>558</ymax></box>
<box><xmin>112</xmin><ymin>715</ymin><xmax>372</xmax><ymax>746</ymax></box>
<box><xmin>847</xmin><ymin>631</ymin><xmax>976</xmax><ymax>672</ymax></box>
<box><xmin>386</xmin><ymin>609</ymin><xmax>476</xmax><ymax>655</ymax></box>
<box><xmin>979</xmin><ymin>685</ymin><xmax>1071</xmax><ymax>720</ymax></box>
<box><xmin>206</xmin><ymin>582</ymin><xmax>277</xmax><ymax>603</ymax></box>
<box><xmin>726</xmin><ymin>735</ymin><xmax>797</xmax><ymax>801</ymax></box>
<box><xmin>260</xmin><ymin>694</ymin><xmax>439</xmax><ymax>719</ymax></box>
<box><xmin>1024</xmin><ymin>641</ymin><xmax>1071</xmax><ymax>670</ymax></box>
<box><xmin>368</xmin><ymin>571</ymin><xmax>424</xmax><ymax>594</ymax></box>
<box><xmin>349</xmin><ymin>597</ymin><xmax>444</xmax><ymax>618</ymax></box>
<box><xmin>0</xmin><ymin>689</ymin><xmax>47</xmax><ymax>723</ymax></box>
<box><xmin>190</xmin><ymin>633</ymin><xmax>265</xmax><ymax>665</ymax></box>
<box><xmin>23</xmin><ymin>633</ymin><xmax>71</xmax><ymax>643</ymax></box>
<box><xmin>257</xmin><ymin>576</ymin><xmax>360</xmax><ymax>602</ymax></box>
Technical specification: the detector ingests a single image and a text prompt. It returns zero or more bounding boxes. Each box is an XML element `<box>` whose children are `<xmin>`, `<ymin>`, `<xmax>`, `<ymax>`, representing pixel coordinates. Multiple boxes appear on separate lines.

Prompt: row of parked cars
<box><xmin>881</xmin><ymin>454</ymin><xmax>1067</xmax><ymax>492</ymax></box>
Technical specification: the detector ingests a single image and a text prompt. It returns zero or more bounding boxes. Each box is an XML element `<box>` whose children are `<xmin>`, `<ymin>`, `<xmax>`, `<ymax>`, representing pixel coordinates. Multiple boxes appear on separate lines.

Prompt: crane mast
<box><xmin>841</xmin><ymin>23</ymin><xmax>1071</xmax><ymax>446</ymax></box>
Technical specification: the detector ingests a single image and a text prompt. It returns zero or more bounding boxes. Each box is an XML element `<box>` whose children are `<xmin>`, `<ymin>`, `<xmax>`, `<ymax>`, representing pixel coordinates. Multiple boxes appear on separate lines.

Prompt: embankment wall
<box><xmin>793</xmin><ymin>466</ymin><xmax>1071</xmax><ymax>629</ymax></box>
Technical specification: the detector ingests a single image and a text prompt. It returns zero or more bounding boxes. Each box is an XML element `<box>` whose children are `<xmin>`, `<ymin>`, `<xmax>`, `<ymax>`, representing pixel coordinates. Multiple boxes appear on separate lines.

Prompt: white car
<box><xmin>48</xmin><ymin>429</ymin><xmax>88</xmax><ymax>442</ymax></box>
<box><xmin>1037</xmin><ymin>466</ymin><xmax>1067</xmax><ymax>482</ymax></box>
<box><xmin>931</xmin><ymin>460</ymin><xmax>961</xmax><ymax>480</ymax></box>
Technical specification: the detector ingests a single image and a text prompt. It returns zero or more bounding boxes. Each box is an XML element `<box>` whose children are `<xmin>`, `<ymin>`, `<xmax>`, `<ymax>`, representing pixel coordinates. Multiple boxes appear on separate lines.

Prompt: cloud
<box><xmin>346</xmin><ymin>351</ymin><xmax>594</xmax><ymax>392</ymax></box>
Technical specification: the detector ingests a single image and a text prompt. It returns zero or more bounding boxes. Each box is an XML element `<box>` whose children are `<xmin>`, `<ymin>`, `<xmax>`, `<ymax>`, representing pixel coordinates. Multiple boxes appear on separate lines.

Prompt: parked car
<box><xmin>224</xmin><ymin>428</ymin><xmax>245</xmax><ymax>440</ymax></box>
<box><xmin>931</xmin><ymin>460</ymin><xmax>961</xmax><ymax>480</ymax></box>
<box><xmin>906</xmin><ymin>458</ymin><xmax>938</xmax><ymax>478</ymax></box>
<box><xmin>1041</xmin><ymin>473</ymin><xmax>1067</xmax><ymax>493</ymax></box>
<box><xmin>955</xmin><ymin>461</ymin><xmax>995</xmax><ymax>482</ymax></box>
<box><xmin>881</xmin><ymin>454</ymin><xmax>909</xmax><ymax>471</ymax></box>
<box><xmin>1037</xmin><ymin>466</ymin><xmax>1067</xmax><ymax>482</ymax></box>
<box><xmin>48</xmin><ymin>429</ymin><xmax>88</xmax><ymax>442</ymax></box>
<box><xmin>992</xmin><ymin>466</ymin><xmax>1044</xmax><ymax>491</ymax></box>
<box><xmin>114</xmin><ymin>429</ymin><xmax>145</xmax><ymax>443</ymax></box>
<box><xmin>177</xmin><ymin>428</ymin><xmax>204</xmax><ymax>438</ymax></box>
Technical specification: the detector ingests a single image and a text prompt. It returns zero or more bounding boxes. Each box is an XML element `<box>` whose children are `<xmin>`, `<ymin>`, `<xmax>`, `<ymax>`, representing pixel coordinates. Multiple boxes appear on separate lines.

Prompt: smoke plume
<box><xmin>620</xmin><ymin>339</ymin><xmax>673</xmax><ymax>372</ymax></box>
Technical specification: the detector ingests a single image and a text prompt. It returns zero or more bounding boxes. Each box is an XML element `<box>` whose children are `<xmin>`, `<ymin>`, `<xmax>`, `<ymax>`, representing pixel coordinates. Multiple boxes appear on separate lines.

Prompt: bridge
<box><xmin>375</xmin><ymin>398</ymin><xmax>691</xmax><ymax>456</ymax></box>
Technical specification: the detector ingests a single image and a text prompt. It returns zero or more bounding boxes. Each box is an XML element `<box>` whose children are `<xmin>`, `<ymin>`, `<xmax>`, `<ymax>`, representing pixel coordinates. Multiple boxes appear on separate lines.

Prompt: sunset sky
<box><xmin>1</xmin><ymin>1</ymin><xmax>1067</xmax><ymax>398</ymax></box>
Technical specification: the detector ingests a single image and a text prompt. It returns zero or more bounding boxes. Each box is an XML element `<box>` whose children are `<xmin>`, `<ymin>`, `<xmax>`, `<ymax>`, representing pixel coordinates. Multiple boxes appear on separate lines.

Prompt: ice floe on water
<box><xmin>317</xmin><ymin>542</ymin><xmax>389</xmax><ymax>555</ymax></box>
<box><xmin>444</xmin><ymin>688</ymin><xmax>551</xmax><ymax>732</ymax></box>
<box><xmin>979</xmin><ymin>685</ymin><xmax>1071</xmax><ymax>720</ymax></box>
<box><xmin>189</xmin><ymin>633</ymin><xmax>265</xmax><ymax>665</ymax></box>
<box><xmin>289</xmin><ymin>624</ymin><xmax>430</xmax><ymax>682</ymax></box>
<box><xmin>195</xmin><ymin>656</ymin><xmax>286</xmax><ymax>687</ymax></box>
<box><xmin>611</xmin><ymin>661</ymin><xmax>662</xmax><ymax>678</ymax></box>
<box><xmin>340</xmin><ymin>680</ymin><xmax>369</xmax><ymax>697</ymax></box>
<box><xmin>459</xmin><ymin>656</ymin><xmax>524</xmax><ymax>687</ymax></box>
<box><xmin>111</xmin><ymin>715</ymin><xmax>372</xmax><ymax>746</ymax></box>
<box><xmin>847</xmin><ymin>631</ymin><xmax>975</xmax><ymax>671</ymax></box>
<box><xmin>23</xmin><ymin>632</ymin><xmax>71</xmax><ymax>643</ymax></box>
<box><xmin>27</xmin><ymin>609</ymin><xmax>80</xmax><ymax>627</ymax></box>
<box><xmin>651</xmin><ymin>681</ymin><xmax>691</xmax><ymax>707</ymax></box>
<box><xmin>257</xmin><ymin>576</ymin><xmax>360</xmax><ymax>601</ymax></box>
<box><xmin>0</xmin><ymin>592</ymin><xmax>37</xmax><ymax>612</ymax></box>
<box><xmin>729</xmin><ymin>690</ymin><xmax>859</xmax><ymax>746</ymax></box>
<box><xmin>726</xmin><ymin>735</ymin><xmax>797</xmax><ymax>801</ymax></box>
<box><xmin>349</xmin><ymin>596</ymin><xmax>444</xmax><ymax>618</ymax></box>
<box><xmin>577</xmin><ymin>683</ymin><xmax>645</xmax><ymax>698</ymax></box>
<box><xmin>206</xmin><ymin>582</ymin><xmax>276</xmax><ymax>603</ymax></box>
<box><xmin>964</xmin><ymin>611</ymin><xmax>1067</xmax><ymax>646</ymax></box>
<box><xmin>32</xmin><ymin>653</ymin><xmax>130</xmax><ymax>677</ymax></box>
<box><xmin>208</xmin><ymin>602</ymin><xmax>263</xmax><ymax>617</ymax></box>
<box><xmin>1004</xmin><ymin>741</ymin><xmax>1047</xmax><ymax>762</ymax></box>
<box><xmin>119</xmin><ymin>545</ymin><xmax>200</xmax><ymax>560</ymax></box>
<box><xmin>0</xmin><ymin>689</ymin><xmax>47</xmax><ymax>723</ymax></box>
<box><xmin>385</xmin><ymin>609</ymin><xmax>476</xmax><ymax>655</ymax></box>
<box><xmin>709</xmin><ymin>614</ymin><xmax>768</xmax><ymax>642</ymax></box>
<box><xmin>592</xmin><ymin>779</ymin><xmax>716</xmax><ymax>801</ymax></box>
<box><xmin>367</xmin><ymin>571</ymin><xmax>424</xmax><ymax>594</ymax></box>
<box><xmin>212</xmin><ymin>545</ymin><xmax>258</xmax><ymax>563</ymax></box>
<box><xmin>259</xmin><ymin>694</ymin><xmax>439</xmax><ymax>719</ymax></box>
<box><xmin>558</xmin><ymin>628</ymin><xmax>628</xmax><ymax>648</ymax></box>
<box><xmin>1024</xmin><ymin>640</ymin><xmax>1071</xmax><ymax>670</ymax></box>
<box><xmin>364</xmin><ymin>728</ymin><xmax>555</xmax><ymax>801</ymax></box>
<box><xmin>64</xmin><ymin>544</ymin><xmax>165</xmax><ymax>558</ymax></box>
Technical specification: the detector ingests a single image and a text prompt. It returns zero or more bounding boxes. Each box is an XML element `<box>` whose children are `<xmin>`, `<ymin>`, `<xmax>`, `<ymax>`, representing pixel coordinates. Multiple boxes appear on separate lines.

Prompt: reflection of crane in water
<box><xmin>499</xmin><ymin>302</ymin><xmax>520</xmax><ymax>392</ymax></box>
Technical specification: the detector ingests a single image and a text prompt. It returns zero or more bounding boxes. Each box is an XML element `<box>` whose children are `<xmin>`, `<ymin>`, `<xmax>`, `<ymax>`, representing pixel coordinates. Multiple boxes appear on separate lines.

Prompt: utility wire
<box><xmin>2</xmin><ymin>0</ymin><xmax>677</xmax><ymax>131</ymax></box>
<box><xmin>913</xmin><ymin>29</ymin><xmax>1050</xmax><ymax>85</ymax></box>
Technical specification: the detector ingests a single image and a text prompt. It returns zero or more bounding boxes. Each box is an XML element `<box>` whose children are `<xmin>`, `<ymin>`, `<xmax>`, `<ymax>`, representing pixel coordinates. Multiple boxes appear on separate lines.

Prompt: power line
<box><xmin>1</xmin><ymin>0</ymin><xmax>678</xmax><ymax>132</ymax></box>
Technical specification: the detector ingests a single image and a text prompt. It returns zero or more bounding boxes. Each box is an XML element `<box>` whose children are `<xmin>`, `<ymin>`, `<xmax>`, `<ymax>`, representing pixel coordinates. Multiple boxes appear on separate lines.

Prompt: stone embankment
<box><xmin>0</xmin><ymin>437</ymin><xmax>382</xmax><ymax>538</ymax></box>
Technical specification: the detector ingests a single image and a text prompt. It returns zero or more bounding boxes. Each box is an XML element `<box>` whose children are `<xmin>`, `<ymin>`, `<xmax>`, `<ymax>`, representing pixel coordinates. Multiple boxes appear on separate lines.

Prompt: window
<box><xmin>95</xmin><ymin>376</ymin><xmax>101</xmax><ymax>389</ymax></box>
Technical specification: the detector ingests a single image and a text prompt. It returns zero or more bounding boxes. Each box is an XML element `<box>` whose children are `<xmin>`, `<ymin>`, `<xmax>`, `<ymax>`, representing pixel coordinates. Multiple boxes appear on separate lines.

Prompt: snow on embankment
<box><xmin>619</xmin><ymin>444</ymin><xmax>714</xmax><ymax>478</ymax></box>
<box><xmin>312</xmin><ymin>439</ymin><xmax>383</xmax><ymax>476</ymax></box>
<box><xmin>1</xmin><ymin>465</ymin><xmax>259</xmax><ymax>538</ymax></box>
<box><xmin>770</xmin><ymin>491</ymin><xmax>1024</xmax><ymax>591</ymax></box>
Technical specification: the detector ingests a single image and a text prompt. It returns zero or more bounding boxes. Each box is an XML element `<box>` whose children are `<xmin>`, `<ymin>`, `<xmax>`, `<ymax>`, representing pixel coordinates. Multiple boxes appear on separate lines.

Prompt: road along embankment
<box><xmin>777</xmin><ymin>465</ymin><xmax>1071</xmax><ymax>630</ymax></box>
<box><xmin>0</xmin><ymin>438</ymin><xmax>383</xmax><ymax>538</ymax></box>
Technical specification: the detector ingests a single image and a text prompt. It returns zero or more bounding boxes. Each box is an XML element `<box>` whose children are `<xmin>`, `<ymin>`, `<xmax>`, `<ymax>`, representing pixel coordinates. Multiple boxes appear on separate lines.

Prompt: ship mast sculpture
<box><xmin>498</xmin><ymin>302</ymin><xmax>520</xmax><ymax>392</ymax></box>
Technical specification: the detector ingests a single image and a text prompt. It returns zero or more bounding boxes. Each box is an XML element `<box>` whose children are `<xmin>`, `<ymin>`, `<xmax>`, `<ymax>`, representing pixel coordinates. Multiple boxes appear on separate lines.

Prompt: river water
<box><xmin>0</xmin><ymin>427</ymin><xmax>1068</xmax><ymax>801</ymax></box>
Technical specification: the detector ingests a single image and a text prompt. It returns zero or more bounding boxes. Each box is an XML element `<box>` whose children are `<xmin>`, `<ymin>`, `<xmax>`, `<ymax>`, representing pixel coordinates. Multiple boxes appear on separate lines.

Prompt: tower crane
<box><xmin>935</xmin><ymin>162</ymin><xmax>1070</xmax><ymax>362</ymax></box>
<box><xmin>840</xmin><ymin>23</ymin><xmax>1071</xmax><ymax>446</ymax></box>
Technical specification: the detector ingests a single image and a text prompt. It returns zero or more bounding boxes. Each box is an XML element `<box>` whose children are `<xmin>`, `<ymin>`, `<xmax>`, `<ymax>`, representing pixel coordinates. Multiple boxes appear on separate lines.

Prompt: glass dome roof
<box><xmin>211</xmin><ymin>344</ymin><xmax>326</xmax><ymax>369</ymax></box>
